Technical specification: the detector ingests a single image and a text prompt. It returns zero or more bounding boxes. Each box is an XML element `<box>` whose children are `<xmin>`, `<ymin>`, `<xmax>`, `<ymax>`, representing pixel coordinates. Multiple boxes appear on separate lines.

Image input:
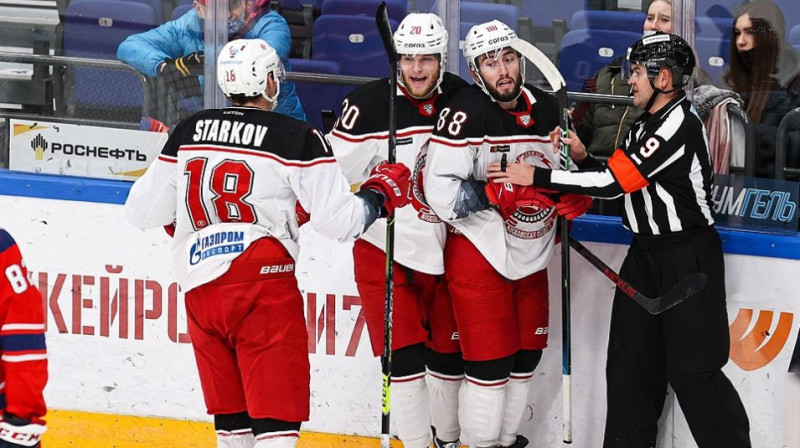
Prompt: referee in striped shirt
<box><xmin>487</xmin><ymin>33</ymin><xmax>751</xmax><ymax>448</ymax></box>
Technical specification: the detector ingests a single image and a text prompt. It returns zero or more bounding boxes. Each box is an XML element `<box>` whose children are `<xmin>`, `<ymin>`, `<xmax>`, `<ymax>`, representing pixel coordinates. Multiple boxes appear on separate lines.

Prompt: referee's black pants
<box><xmin>602</xmin><ymin>226</ymin><xmax>751</xmax><ymax>448</ymax></box>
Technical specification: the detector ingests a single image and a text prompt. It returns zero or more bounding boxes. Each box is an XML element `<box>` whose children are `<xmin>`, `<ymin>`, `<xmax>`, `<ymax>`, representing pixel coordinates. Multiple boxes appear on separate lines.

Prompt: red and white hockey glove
<box><xmin>360</xmin><ymin>162</ymin><xmax>411</xmax><ymax>217</ymax></box>
<box><xmin>0</xmin><ymin>414</ymin><xmax>46</xmax><ymax>447</ymax></box>
<box><xmin>295</xmin><ymin>200</ymin><xmax>311</xmax><ymax>227</ymax></box>
<box><xmin>485</xmin><ymin>182</ymin><xmax>555</xmax><ymax>219</ymax></box>
<box><xmin>555</xmin><ymin>193</ymin><xmax>593</xmax><ymax>220</ymax></box>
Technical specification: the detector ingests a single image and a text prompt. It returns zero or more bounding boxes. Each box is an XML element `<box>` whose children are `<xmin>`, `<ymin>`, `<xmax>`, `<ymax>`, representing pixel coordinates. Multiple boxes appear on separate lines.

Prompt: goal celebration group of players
<box><xmin>1</xmin><ymin>11</ymin><xmax>752</xmax><ymax>448</ymax></box>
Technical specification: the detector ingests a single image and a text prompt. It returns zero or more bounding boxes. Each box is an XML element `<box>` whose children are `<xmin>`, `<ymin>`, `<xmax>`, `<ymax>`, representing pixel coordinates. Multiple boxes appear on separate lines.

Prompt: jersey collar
<box><xmin>397</xmin><ymin>84</ymin><xmax>440</xmax><ymax>118</ymax></box>
<box><xmin>502</xmin><ymin>86</ymin><xmax>537</xmax><ymax>128</ymax></box>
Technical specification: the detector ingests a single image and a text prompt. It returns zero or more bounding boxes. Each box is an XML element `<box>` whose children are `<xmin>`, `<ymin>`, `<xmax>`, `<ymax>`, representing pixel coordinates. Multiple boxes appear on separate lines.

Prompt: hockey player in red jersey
<box><xmin>0</xmin><ymin>229</ymin><xmax>48</xmax><ymax>448</ymax></box>
<box><xmin>326</xmin><ymin>13</ymin><xmax>468</xmax><ymax>448</ymax></box>
<box><xmin>124</xmin><ymin>38</ymin><xmax>411</xmax><ymax>448</ymax></box>
<box><xmin>423</xmin><ymin>20</ymin><xmax>592</xmax><ymax>448</ymax></box>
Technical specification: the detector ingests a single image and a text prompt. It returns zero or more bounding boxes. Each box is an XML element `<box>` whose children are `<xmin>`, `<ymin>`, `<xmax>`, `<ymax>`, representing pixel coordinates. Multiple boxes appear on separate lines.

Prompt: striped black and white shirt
<box><xmin>534</xmin><ymin>94</ymin><xmax>715</xmax><ymax>236</ymax></box>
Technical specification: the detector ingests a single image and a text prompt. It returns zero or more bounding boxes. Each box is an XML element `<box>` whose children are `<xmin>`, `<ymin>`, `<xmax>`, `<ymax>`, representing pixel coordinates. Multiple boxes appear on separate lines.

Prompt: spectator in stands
<box><xmin>117</xmin><ymin>0</ymin><xmax>304</xmax><ymax>122</ymax></box>
<box><xmin>574</xmin><ymin>0</ymin><xmax>710</xmax><ymax>160</ymax></box>
<box><xmin>721</xmin><ymin>0</ymin><xmax>800</xmax><ymax>178</ymax></box>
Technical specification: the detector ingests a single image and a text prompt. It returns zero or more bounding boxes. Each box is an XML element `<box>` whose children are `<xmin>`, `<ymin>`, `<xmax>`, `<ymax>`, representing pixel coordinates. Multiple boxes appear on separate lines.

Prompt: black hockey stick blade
<box><xmin>375</xmin><ymin>3</ymin><xmax>398</xmax><ymax>65</ymax></box>
<box><xmin>568</xmin><ymin>237</ymin><xmax>707</xmax><ymax>314</ymax></box>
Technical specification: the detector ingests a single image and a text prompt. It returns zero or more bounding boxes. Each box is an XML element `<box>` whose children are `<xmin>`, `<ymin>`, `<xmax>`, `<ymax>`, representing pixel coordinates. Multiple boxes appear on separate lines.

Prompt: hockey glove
<box><xmin>160</xmin><ymin>52</ymin><xmax>204</xmax><ymax>78</ymax></box>
<box><xmin>160</xmin><ymin>52</ymin><xmax>204</xmax><ymax>98</ymax></box>
<box><xmin>555</xmin><ymin>193</ymin><xmax>593</xmax><ymax>220</ymax></box>
<box><xmin>295</xmin><ymin>200</ymin><xmax>311</xmax><ymax>227</ymax></box>
<box><xmin>360</xmin><ymin>162</ymin><xmax>411</xmax><ymax>218</ymax></box>
<box><xmin>484</xmin><ymin>182</ymin><xmax>555</xmax><ymax>219</ymax></box>
<box><xmin>0</xmin><ymin>414</ymin><xmax>46</xmax><ymax>448</ymax></box>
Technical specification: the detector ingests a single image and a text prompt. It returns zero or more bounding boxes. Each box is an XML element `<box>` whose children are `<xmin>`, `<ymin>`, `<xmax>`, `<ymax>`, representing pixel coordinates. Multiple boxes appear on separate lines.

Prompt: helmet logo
<box><xmin>229</xmin><ymin>46</ymin><xmax>239</xmax><ymax>57</ymax></box>
<box><xmin>486</xmin><ymin>25</ymin><xmax>498</xmax><ymax>31</ymax></box>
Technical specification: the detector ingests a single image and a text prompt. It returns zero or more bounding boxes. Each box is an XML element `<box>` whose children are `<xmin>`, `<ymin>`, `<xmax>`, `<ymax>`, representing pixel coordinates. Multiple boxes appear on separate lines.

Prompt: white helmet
<box><xmin>394</xmin><ymin>13</ymin><xmax>448</xmax><ymax>95</ymax></box>
<box><xmin>463</xmin><ymin>20</ymin><xmax>525</xmax><ymax>100</ymax></box>
<box><xmin>217</xmin><ymin>38</ymin><xmax>285</xmax><ymax>104</ymax></box>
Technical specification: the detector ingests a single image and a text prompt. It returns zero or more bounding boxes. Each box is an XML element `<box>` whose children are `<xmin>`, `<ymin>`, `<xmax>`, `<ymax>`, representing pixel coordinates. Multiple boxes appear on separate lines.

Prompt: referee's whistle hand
<box><xmin>486</xmin><ymin>162</ymin><xmax>535</xmax><ymax>186</ymax></box>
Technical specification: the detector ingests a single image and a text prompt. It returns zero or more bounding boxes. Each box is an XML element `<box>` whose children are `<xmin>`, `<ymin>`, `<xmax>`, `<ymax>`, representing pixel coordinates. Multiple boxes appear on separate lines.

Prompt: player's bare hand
<box><xmin>486</xmin><ymin>162</ymin><xmax>535</xmax><ymax>186</ymax></box>
<box><xmin>550</xmin><ymin>126</ymin><xmax>588</xmax><ymax>163</ymax></box>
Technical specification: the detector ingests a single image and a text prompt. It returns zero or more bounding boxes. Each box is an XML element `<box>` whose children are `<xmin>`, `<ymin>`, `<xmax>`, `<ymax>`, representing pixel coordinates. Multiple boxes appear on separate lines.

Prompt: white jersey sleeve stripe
<box><xmin>654</xmin><ymin>182</ymin><xmax>683</xmax><ymax>232</ymax></box>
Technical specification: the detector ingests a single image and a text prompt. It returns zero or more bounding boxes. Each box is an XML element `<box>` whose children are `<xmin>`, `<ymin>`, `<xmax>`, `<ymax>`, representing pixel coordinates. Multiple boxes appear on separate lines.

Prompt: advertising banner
<box><xmin>0</xmin><ymin>194</ymin><xmax>797</xmax><ymax>447</ymax></box>
<box><xmin>8</xmin><ymin>119</ymin><xmax>167</xmax><ymax>181</ymax></box>
<box><xmin>713</xmin><ymin>174</ymin><xmax>799</xmax><ymax>234</ymax></box>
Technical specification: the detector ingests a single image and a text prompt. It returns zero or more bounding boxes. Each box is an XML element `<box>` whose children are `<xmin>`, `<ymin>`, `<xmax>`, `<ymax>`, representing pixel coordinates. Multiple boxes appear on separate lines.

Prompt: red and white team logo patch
<box><xmin>411</xmin><ymin>153</ymin><xmax>442</xmax><ymax>223</ymax></box>
<box><xmin>504</xmin><ymin>151</ymin><xmax>556</xmax><ymax>239</ymax></box>
<box><xmin>517</xmin><ymin>114</ymin><xmax>533</xmax><ymax>128</ymax></box>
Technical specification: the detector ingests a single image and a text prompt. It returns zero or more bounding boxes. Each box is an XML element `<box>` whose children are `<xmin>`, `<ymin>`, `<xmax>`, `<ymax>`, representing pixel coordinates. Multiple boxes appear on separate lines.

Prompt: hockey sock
<box><xmin>251</xmin><ymin>419</ymin><xmax>300</xmax><ymax>448</ymax></box>
<box><xmin>253</xmin><ymin>434</ymin><xmax>298</xmax><ymax>448</ymax></box>
<box><xmin>498</xmin><ymin>350</ymin><xmax>541</xmax><ymax>447</ymax></box>
<box><xmin>392</xmin><ymin>373</ymin><xmax>432</xmax><ymax>448</ymax></box>
<box><xmin>215</xmin><ymin>412</ymin><xmax>255</xmax><ymax>448</ymax></box>
<box><xmin>462</xmin><ymin>356</ymin><xmax>514</xmax><ymax>447</ymax></box>
<box><xmin>498</xmin><ymin>375</ymin><xmax>532</xmax><ymax>447</ymax></box>
<box><xmin>427</xmin><ymin>368</ymin><xmax>464</xmax><ymax>442</ymax></box>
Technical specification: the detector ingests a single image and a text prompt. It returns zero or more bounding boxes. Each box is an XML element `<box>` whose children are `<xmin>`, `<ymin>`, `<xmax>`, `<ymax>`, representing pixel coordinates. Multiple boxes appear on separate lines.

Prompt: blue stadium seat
<box><xmin>558</xmin><ymin>29</ymin><xmax>640</xmax><ymax>92</ymax></box>
<box><xmin>432</xmin><ymin>2</ymin><xmax>520</xmax><ymax>31</ymax></box>
<box><xmin>773</xmin><ymin>0</ymin><xmax>799</xmax><ymax>31</ymax></box>
<box><xmin>695</xmin><ymin>37</ymin><xmax>730</xmax><ymax>85</ymax></box>
<box><xmin>281</xmin><ymin>0</ymin><xmax>323</xmax><ymax>9</ymax></box>
<box><xmin>522</xmin><ymin>0</ymin><xmax>580</xmax><ymax>27</ymax></box>
<box><xmin>312</xmin><ymin>15</ymin><xmax>398</xmax><ymax>78</ymax></box>
<box><xmin>289</xmin><ymin>58</ymin><xmax>344</xmax><ymax>131</ymax></box>
<box><xmin>70</xmin><ymin>0</ymin><xmax>163</xmax><ymax>22</ymax></box>
<box><xmin>321</xmin><ymin>0</ymin><xmax>406</xmax><ymax>21</ymax></box>
<box><xmin>695</xmin><ymin>15</ymin><xmax>733</xmax><ymax>39</ymax></box>
<box><xmin>569</xmin><ymin>10</ymin><xmax>646</xmax><ymax>34</ymax></box>
<box><xmin>64</xmin><ymin>0</ymin><xmax>158</xmax><ymax>109</ymax></box>
<box><xmin>171</xmin><ymin>4</ymin><xmax>192</xmax><ymax>20</ymax></box>
<box><xmin>790</xmin><ymin>25</ymin><xmax>800</xmax><ymax>49</ymax></box>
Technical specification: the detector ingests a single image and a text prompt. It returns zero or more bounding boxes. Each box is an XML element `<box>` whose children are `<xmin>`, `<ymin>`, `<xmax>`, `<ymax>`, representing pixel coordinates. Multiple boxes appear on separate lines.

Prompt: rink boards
<box><xmin>0</xmin><ymin>174</ymin><xmax>798</xmax><ymax>448</ymax></box>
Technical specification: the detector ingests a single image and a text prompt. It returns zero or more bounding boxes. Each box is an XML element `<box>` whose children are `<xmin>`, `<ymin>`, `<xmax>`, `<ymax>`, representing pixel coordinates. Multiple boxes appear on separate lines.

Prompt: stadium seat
<box><xmin>63</xmin><ymin>0</ymin><xmax>158</xmax><ymax>113</ymax></box>
<box><xmin>522</xmin><ymin>0</ymin><xmax>580</xmax><ymax>27</ymax></box>
<box><xmin>272</xmin><ymin>0</ymin><xmax>318</xmax><ymax>58</ymax></box>
<box><xmin>171</xmin><ymin>4</ymin><xmax>192</xmax><ymax>20</ymax></box>
<box><xmin>695</xmin><ymin>37</ymin><xmax>730</xmax><ymax>85</ymax></box>
<box><xmin>321</xmin><ymin>0</ymin><xmax>406</xmax><ymax>21</ymax></box>
<box><xmin>790</xmin><ymin>25</ymin><xmax>800</xmax><ymax>49</ymax></box>
<box><xmin>569</xmin><ymin>10</ymin><xmax>646</xmax><ymax>34</ymax></box>
<box><xmin>312</xmin><ymin>14</ymin><xmax>398</xmax><ymax>78</ymax></box>
<box><xmin>557</xmin><ymin>28</ymin><xmax>640</xmax><ymax>92</ymax></box>
<box><xmin>432</xmin><ymin>2</ymin><xmax>520</xmax><ymax>31</ymax></box>
<box><xmin>289</xmin><ymin>58</ymin><xmax>344</xmax><ymax>131</ymax></box>
<box><xmin>695</xmin><ymin>15</ymin><xmax>733</xmax><ymax>39</ymax></box>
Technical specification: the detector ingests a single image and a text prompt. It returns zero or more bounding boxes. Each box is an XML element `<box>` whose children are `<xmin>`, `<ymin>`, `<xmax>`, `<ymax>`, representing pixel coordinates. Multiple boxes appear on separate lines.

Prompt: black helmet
<box><xmin>627</xmin><ymin>32</ymin><xmax>696</xmax><ymax>89</ymax></box>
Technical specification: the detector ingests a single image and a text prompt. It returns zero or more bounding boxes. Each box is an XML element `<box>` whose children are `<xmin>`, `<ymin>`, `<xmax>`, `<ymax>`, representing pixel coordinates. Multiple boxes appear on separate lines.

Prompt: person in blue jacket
<box><xmin>117</xmin><ymin>0</ymin><xmax>305</xmax><ymax>121</ymax></box>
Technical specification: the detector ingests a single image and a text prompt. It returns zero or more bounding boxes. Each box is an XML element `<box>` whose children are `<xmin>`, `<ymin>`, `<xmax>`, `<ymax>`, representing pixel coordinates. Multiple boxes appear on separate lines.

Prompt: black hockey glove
<box><xmin>160</xmin><ymin>52</ymin><xmax>204</xmax><ymax>98</ymax></box>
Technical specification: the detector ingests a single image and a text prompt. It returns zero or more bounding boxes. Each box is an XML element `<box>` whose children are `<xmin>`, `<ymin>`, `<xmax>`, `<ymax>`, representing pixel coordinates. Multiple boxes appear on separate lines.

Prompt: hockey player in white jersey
<box><xmin>124</xmin><ymin>38</ymin><xmax>412</xmax><ymax>448</ymax></box>
<box><xmin>423</xmin><ymin>21</ymin><xmax>592</xmax><ymax>448</ymax></box>
<box><xmin>326</xmin><ymin>13</ymin><xmax>468</xmax><ymax>448</ymax></box>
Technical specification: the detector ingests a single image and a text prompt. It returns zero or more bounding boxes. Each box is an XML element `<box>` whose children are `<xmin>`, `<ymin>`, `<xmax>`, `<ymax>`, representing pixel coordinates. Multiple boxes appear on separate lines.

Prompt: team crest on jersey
<box><xmin>504</xmin><ymin>151</ymin><xmax>556</xmax><ymax>239</ymax></box>
<box><xmin>517</xmin><ymin>114</ymin><xmax>533</xmax><ymax>128</ymax></box>
<box><xmin>411</xmin><ymin>152</ymin><xmax>442</xmax><ymax>223</ymax></box>
<box><xmin>419</xmin><ymin>102</ymin><xmax>436</xmax><ymax>118</ymax></box>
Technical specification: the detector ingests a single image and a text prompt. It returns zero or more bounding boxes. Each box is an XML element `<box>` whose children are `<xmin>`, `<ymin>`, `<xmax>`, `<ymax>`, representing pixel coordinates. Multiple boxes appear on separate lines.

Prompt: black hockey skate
<box><xmin>506</xmin><ymin>435</ymin><xmax>529</xmax><ymax>448</ymax></box>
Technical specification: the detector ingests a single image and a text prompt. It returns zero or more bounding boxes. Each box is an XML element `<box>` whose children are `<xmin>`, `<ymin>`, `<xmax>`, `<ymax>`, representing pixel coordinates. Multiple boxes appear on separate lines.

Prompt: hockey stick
<box><xmin>568</xmin><ymin>237</ymin><xmax>707</xmax><ymax>314</ymax></box>
<box><xmin>375</xmin><ymin>4</ymin><xmax>397</xmax><ymax>448</ymax></box>
<box><xmin>508</xmin><ymin>37</ymin><xmax>573</xmax><ymax>444</ymax></box>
